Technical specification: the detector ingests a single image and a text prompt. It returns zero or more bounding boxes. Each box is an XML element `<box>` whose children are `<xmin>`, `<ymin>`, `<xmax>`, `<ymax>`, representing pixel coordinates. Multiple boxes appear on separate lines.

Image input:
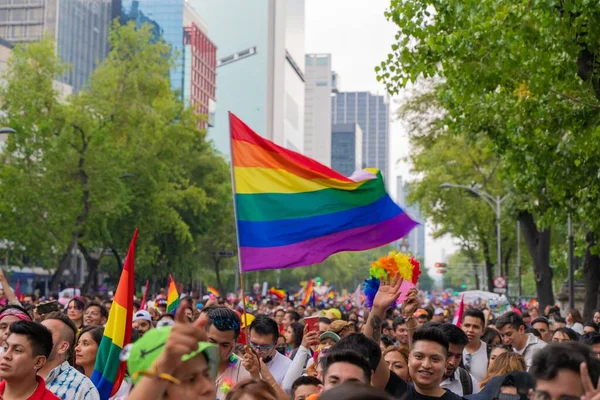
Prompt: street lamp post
<box><xmin>0</xmin><ymin>128</ymin><xmax>16</xmax><ymax>135</ymax></box>
<box><xmin>440</xmin><ymin>183</ymin><xmax>509</xmax><ymax>277</ymax></box>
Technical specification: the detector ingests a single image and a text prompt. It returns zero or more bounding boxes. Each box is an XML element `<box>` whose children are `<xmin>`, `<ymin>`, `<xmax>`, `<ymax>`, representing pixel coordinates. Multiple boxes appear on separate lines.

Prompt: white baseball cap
<box><xmin>133</xmin><ymin>310</ymin><xmax>152</xmax><ymax>323</ymax></box>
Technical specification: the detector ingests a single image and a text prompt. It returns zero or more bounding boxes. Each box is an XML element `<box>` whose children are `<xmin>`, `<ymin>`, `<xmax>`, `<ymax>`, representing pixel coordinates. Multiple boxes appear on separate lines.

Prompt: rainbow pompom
<box><xmin>363</xmin><ymin>251</ymin><xmax>421</xmax><ymax>309</ymax></box>
<box><xmin>221</xmin><ymin>377</ymin><xmax>234</xmax><ymax>394</ymax></box>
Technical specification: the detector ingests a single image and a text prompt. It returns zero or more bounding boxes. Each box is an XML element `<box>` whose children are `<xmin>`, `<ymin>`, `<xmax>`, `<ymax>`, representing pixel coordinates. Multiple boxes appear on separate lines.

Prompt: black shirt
<box><xmin>384</xmin><ymin>372</ymin><xmax>464</xmax><ymax>400</ymax></box>
<box><xmin>409</xmin><ymin>385</ymin><xmax>464</xmax><ymax>400</ymax></box>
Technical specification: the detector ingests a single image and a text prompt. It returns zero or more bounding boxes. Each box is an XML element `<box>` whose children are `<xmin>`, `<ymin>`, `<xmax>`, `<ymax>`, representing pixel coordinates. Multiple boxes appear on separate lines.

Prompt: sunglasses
<box><xmin>248</xmin><ymin>342</ymin><xmax>275</xmax><ymax>353</ymax></box>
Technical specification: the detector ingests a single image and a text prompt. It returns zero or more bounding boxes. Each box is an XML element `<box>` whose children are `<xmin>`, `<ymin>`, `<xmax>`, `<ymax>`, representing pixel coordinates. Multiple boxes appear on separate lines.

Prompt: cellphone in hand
<box><xmin>37</xmin><ymin>301</ymin><xmax>60</xmax><ymax>315</ymax></box>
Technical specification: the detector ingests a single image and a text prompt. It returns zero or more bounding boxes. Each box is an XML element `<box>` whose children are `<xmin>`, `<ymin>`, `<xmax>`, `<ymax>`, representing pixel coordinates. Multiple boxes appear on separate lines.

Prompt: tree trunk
<box><xmin>504</xmin><ymin>247</ymin><xmax>513</xmax><ymax>294</ymax></box>
<box><xmin>465</xmin><ymin>249</ymin><xmax>481</xmax><ymax>290</ymax></box>
<box><xmin>50</xmin><ymin>240</ymin><xmax>76</xmax><ymax>292</ymax></box>
<box><xmin>482</xmin><ymin>239</ymin><xmax>494</xmax><ymax>292</ymax></box>
<box><xmin>79</xmin><ymin>244</ymin><xmax>102</xmax><ymax>294</ymax></box>
<box><xmin>583</xmin><ymin>237</ymin><xmax>600</xmax><ymax>320</ymax></box>
<box><xmin>518</xmin><ymin>211</ymin><xmax>554</xmax><ymax>309</ymax></box>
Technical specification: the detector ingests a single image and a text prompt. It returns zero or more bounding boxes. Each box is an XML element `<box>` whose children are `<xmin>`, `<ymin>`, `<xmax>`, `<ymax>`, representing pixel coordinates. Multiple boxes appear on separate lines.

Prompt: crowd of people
<box><xmin>2</xmin><ymin>273</ymin><xmax>600</xmax><ymax>400</ymax></box>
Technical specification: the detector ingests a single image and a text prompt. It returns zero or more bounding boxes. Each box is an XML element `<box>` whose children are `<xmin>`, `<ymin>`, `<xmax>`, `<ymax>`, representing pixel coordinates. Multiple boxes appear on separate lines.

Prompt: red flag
<box><xmin>140</xmin><ymin>280</ymin><xmax>149</xmax><ymax>310</ymax></box>
<box><xmin>452</xmin><ymin>294</ymin><xmax>465</xmax><ymax>328</ymax></box>
<box><xmin>14</xmin><ymin>279</ymin><xmax>21</xmax><ymax>300</ymax></box>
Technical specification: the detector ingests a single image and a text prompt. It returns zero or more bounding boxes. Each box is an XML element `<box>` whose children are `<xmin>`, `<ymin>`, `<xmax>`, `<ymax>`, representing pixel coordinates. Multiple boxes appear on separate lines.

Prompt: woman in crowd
<box><xmin>479</xmin><ymin>352</ymin><xmax>526</xmax><ymax>389</ymax></box>
<box><xmin>382</xmin><ymin>346</ymin><xmax>410</xmax><ymax>382</ymax></box>
<box><xmin>225</xmin><ymin>379</ymin><xmax>278</xmax><ymax>400</ymax></box>
<box><xmin>75</xmin><ymin>325</ymin><xmax>132</xmax><ymax>399</ymax></box>
<box><xmin>482</xmin><ymin>327</ymin><xmax>502</xmax><ymax>348</ymax></box>
<box><xmin>487</xmin><ymin>344</ymin><xmax>512</xmax><ymax>371</ymax></box>
<box><xmin>566</xmin><ymin>308</ymin><xmax>585</xmax><ymax>334</ymax></box>
<box><xmin>67</xmin><ymin>297</ymin><xmax>85</xmax><ymax>330</ymax></box>
<box><xmin>552</xmin><ymin>326</ymin><xmax>580</xmax><ymax>343</ymax></box>
<box><xmin>284</xmin><ymin>322</ymin><xmax>304</xmax><ymax>359</ymax></box>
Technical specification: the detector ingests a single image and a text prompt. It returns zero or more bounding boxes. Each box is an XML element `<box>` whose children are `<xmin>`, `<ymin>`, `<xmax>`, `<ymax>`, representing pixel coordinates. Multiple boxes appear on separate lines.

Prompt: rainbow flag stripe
<box><xmin>167</xmin><ymin>275</ymin><xmax>180</xmax><ymax>314</ymax></box>
<box><xmin>230</xmin><ymin>113</ymin><xmax>417</xmax><ymax>272</ymax></box>
<box><xmin>302</xmin><ymin>280</ymin><xmax>314</xmax><ymax>306</ymax></box>
<box><xmin>92</xmin><ymin>229</ymin><xmax>138</xmax><ymax>400</ymax></box>
<box><xmin>207</xmin><ymin>285</ymin><xmax>220</xmax><ymax>297</ymax></box>
<box><xmin>268</xmin><ymin>287</ymin><xmax>286</xmax><ymax>301</ymax></box>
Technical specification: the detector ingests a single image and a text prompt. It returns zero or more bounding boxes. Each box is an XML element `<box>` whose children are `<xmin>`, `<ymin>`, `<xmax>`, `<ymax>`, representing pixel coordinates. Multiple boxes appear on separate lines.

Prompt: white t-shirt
<box><xmin>265</xmin><ymin>350</ymin><xmax>292</xmax><ymax>385</ymax></box>
<box><xmin>463</xmin><ymin>340</ymin><xmax>488</xmax><ymax>382</ymax></box>
<box><xmin>440</xmin><ymin>368</ymin><xmax>480</xmax><ymax>396</ymax></box>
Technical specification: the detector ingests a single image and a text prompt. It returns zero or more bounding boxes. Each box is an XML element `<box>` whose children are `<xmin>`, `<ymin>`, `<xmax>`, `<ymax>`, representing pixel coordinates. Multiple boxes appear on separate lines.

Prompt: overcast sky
<box><xmin>305</xmin><ymin>0</ymin><xmax>457</xmax><ymax>270</ymax></box>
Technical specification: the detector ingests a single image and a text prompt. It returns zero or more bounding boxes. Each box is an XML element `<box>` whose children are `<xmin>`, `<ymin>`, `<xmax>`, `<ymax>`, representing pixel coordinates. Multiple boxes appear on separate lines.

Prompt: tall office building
<box><xmin>304</xmin><ymin>54</ymin><xmax>332</xmax><ymax>166</ymax></box>
<box><xmin>190</xmin><ymin>0</ymin><xmax>305</xmax><ymax>155</ymax></box>
<box><xmin>396</xmin><ymin>175</ymin><xmax>425</xmax><ymax>260</ymax></box>
<box><xmin>0</xmin><ymin>0</ymin><xmax>117</xmax><ymax>92</ymax></box>
<box><xmin>121</xmin><ymin>0</ymin><xmax>216</xmax><ymax>117</ymax></box>
<box><xmin>331</xmin><ymin>92</ymin><xmax>390</xmax><ymax>184</ymax></box>
<box><xmin>331</xmin><ymin>123</ymin><xmax>362</xmax><ymax>177</ymax></box>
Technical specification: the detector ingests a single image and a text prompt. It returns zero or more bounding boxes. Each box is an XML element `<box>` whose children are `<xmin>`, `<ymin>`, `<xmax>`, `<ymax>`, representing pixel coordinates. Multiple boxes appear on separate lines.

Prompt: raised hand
<box><xmin>372</xmin><ymin>274</ymin><xmax>404</xmax><ymax>312</ymax></box>
<box><xmin>301</xmin><ymin>324</ymin><xmax>320</xmax><ymax>348</ymax></box>
<box><xmin>242</xmin><ymin>347</ymin><xmax>260</xmax><ymax>378</ymax></box>
<box><xmin>402</xmin><ymin>288</ymin><xmax>419</xmax><ymax>318</ymax></box>
<box><xmin>580</xmin><ymin>362</ymin><xmax>600</xmax><ymax>400</ymax></box>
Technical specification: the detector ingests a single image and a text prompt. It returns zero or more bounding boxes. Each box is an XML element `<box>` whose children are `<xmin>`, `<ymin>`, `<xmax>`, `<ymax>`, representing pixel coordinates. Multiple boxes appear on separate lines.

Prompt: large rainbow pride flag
<box><xmin>92</xmin><ymin>229</ymin><xmax>138</xmax><ymax>400</ymax></box>
<box><xmin>230</xmin><ymin>112</ymin><xmax>417</xmax><ymax>272</ymax></box>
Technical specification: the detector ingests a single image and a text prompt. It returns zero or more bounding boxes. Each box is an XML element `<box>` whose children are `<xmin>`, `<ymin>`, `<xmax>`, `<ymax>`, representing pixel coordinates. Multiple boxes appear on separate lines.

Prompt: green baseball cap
<box><xmin>123</xmin><ymin>326</ymin><xmax>219</xmax><ymax>384</ymax></box>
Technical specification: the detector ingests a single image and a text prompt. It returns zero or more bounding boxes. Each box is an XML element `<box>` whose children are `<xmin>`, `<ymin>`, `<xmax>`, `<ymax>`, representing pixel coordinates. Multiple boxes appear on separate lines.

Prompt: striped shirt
<box><xmin>45</xmin><ymin>362</ymin><xmax>100</xmax><ymax>400</ymax></box>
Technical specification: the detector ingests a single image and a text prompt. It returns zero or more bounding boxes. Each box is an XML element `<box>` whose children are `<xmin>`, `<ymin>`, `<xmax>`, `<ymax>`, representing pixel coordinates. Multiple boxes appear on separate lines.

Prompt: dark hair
<box><xmin>526</xmin><ymin>328</ymin><xmax>541</xmax><ymax>338</ymax></box>
<box><xmin>498</xmin><ymin>371</ymin><xmax>535</xmax><ymax>399</ymax></box>
<box><xmin>554</xmin><ymin>316</ymin><xmax>567</xmax><ymax>324</ymax></box>
<box><xmin>249</xmin><ymin>315</ymin><xmax>279</xmax><ymax>341</ymax></box>
<box><xmin>382</xmin><ymin>320</ymin><xmax>390</xmax><ymax>331</ymax></box>
<box><xmin>488</xmin><ymin>344</ymin><xmax>513</xmax><ymax>358</ymax></box>
<box><xmin>585</xmin><ymin>322</ymin><xmax>600</xmax><ymax>332</ymax></box>
<box><xmin>68</xmin><ymin>298</ymin><xmax>85</xmax><ymax>311</ymax></box>
<box><xmin>78</xmin><ymin>325</ymin><xmax>104</xmax><ymax>346</ymax></box>
<box><xmin>205</xmin><ymin>307</ymin><xmax>241</xmax><ymax>339</ymax></box>
<box><xmin>531</xmin><ymin>317</ymin><xmax>550</xmax><ymax>328</ymax></box>
<box><xmin>274</xmin><ymin>309</ymin><xmax>286</xmax><ymax>317</ymax></box>
<box><xmin>323</xmin><ymin>350</ymin><xmax>372</xmax><ymax>384</ymax></box>
<box><xmin>286</xmin><ymin>311</ymin><xmax>301</xmax><ymax>323</ymax></box>
<box><xmin>318</xmin><ymin>382</ymin><xmax>393</xmax><ymax>400</ymax></box>
<box><xmin>568</xmin><ymin>309</ymin><xmax>584</xmax><ymax>325</ymax></box>
<box><xmin>412</xmin><ymin>327</ymin><xmax>449</xmax><ymax>355</ymax></box>
<box><xmin>496</xmin><ymin>312</ymin><xmax>525</xmax><ymax>330</ymax></box>
<box><xmin>291</xmin><ymin>376</ymin><xmax>321</xmax><ymax>399</ymax></box>
<box><xmin>44</xmin><ymin>311</ymin><xmax>77</xmax><ymax>350</ymax></box>
<box><xmin>553</xmin><ymin>327</ymin><xmax>580</xmax><ymax>342</ymax></box>
<box><xmin>226</xmin><ymin>379</ymin><xmax>277</xmax><ymax>400</ymax></box>
<box><xmin>9</xmin><ymin>321</ymin><xmax>53</xmax><ymax>359</ymax></box>
<box><xmin>530</xmin><ymin>343</ymin><xmax>600</xmax><ymax>386</ymax></box>
<box><xmin>580</xmin><ymin>332</ymin><xmax>600</xmax><ymax>346</ymax></box>
<box><xmin>463</xmin><ymin>309</ymin><xmax>485</xmax><ymax>326</ymax></box>
<box><xmin>381</xmin><ymin>335</ymin><xmax>395</xmax><ymax>349</ymax></box>
<box><xmin>84</xmin><ymin>301</ymin><xmax>108</xmax><ymax>320</ymax></box>
<box><xmin>439</xmin><ymin>323</ymin><xmax>468</xmax><ymax>346</ymax></box>
<box><xmin>289</xmin><ymin>322</ymin><xmax>304</xmax><ymax>349</ymax></box>
<box><xmin>319</xmin><ymin>317</ymin><xmax>332</xmax><ymax>325</ymax></box>
<box><xmin>594</xmin><ymin>309</ymin><xmax>600</xmax><ymax>316</ymax></box>
<box><xmin>392</xmin><ymin>317</ymin><xmax>406</xmax><ymax>330</ymax></box>
<box><xmin>329</xmin><ymin>333</ymin><xmax>381</xmax><ymax>371</ymax></box>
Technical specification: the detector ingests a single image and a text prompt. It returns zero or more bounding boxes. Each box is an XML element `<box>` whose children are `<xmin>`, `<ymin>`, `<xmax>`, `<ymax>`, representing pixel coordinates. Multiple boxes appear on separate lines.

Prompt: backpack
<box><xmin>458</xmin><ymin>367</ymin><xmax>473</xmax><ymax>395</ymax></box>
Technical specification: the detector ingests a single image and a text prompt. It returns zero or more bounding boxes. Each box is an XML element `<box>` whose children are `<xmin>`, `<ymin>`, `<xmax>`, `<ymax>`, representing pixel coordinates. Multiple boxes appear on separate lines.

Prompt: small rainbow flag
<box><xmin>207</xmin><ymin>285</ymin><xmax>221</xmax><ymax>297</ymax></box>
<box><xmin>326</xmin><ymin>289</ymin><xmax>335</xmax><ymax>300</ymax></box>
<box><xmin>268</xmin><ymin>287</ymin><xmax>286</xmax><ymax>301</ymax></box>
<box><xmin>230</xmin><ymin>113</ymin><xmax>417</xmax><ymax>272</ymax></box>
<box><xmin>92</xmin><ymin>229</ymin><xmax>138</xmax><ymax>400</ymax></box>
<box><xmin>167</xmin><ymin>275</ymin><xmax>180</xmax><ymax>313</ymax></box>
<box><xmin>302</xmin><ymin>280</ymin><xmax>314</xmax><ymax>306</ymax></box>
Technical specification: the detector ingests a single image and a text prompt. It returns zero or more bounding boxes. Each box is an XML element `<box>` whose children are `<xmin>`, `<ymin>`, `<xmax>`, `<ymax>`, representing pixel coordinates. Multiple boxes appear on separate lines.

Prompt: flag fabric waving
<box><xmin>452</xmin><ymin>294</ymin><xmax>465</xmax><ymax>328</ymax></box>
<box><xmin>230</xmin><ymin>112</ymin><xmax>418</xmax><ymax>272</ymax></box>
<box><xmin>268</xmin><ymin>287</ymin><xmax>286</xmax><ymax>301</ymax></box>
<box><xmin>92</xmin><ymin>229</ymin><xmax>138</xmax><ymax>400</ymax></box>
<box><xmin>140</xmin><ymin>280</ymin><xmax>149</xmax><ymax>311</ymax></box>
<box><xmin>301</xmin><ymin>280</ymin><xmax>314</xmax><ymax>306</ymax></box>
<box><xmin>207</xmin><ymin>285</ymin><xmax>220</xmax><ymax>297</ymax></box>
<box><xmin>167</xmin><ymin>275</ymin><xmax>180</xmax><ymax>314</ymax></box>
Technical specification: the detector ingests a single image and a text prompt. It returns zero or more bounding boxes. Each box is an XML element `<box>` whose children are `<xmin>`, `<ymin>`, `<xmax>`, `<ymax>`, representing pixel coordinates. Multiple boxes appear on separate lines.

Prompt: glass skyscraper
<box><xmin>121</xmin><ymin>0</ymin><xmax>185</xmax><ymax>94</ymax></box>
<box><xmin>331</xmin><ymin>123</ymin><xmax>363</xmax><ymax>178</ymax></box>
<box><xmin>331</xmin><ymin>92</ymin><xmax>390</xmax><ymax>184</ymax></box>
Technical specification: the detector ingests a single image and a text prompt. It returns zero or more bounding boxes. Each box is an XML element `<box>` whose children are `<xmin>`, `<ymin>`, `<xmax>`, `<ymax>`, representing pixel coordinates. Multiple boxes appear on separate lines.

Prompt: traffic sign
<box><xmin>493</xmin><ymin>276</ymin><xmax>507</xmax><ymax>289</ymax></box>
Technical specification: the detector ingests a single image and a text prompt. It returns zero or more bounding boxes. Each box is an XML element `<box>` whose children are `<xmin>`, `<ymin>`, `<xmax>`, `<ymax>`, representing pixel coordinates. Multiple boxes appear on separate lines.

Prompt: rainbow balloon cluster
<box><xmin>363</xmin><ymin>251</ymin><xmax>421</xmax><ymax>309</ymax></box>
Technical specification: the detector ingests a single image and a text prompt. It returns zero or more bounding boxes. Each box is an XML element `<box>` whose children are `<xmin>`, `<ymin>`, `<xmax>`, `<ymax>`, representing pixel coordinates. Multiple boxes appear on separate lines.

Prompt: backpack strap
<box><xmin>458</xmin><ymin>367</ymin><xmax>473</xmax><ymax>395</ymax></box>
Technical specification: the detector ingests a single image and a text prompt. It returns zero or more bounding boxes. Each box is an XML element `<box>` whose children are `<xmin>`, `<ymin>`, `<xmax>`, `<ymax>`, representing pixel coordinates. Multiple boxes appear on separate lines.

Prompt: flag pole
<box><xmin>228</xmin><ymin>112</ymin><xmax>251</xmax><ymax>340</ymax></box>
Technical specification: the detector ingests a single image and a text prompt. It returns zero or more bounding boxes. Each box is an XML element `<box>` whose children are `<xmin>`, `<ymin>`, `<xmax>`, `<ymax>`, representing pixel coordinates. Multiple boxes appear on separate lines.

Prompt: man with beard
<box><xmin>439</xmin><ymin>324</ymin><xmax>479</xmax><ymax>396</ymax></box>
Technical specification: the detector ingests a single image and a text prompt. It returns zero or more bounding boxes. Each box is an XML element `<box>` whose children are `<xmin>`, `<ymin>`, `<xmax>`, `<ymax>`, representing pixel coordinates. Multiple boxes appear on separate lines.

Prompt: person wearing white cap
<box><xmin>133</xmin><ymin>310</ymin><xmax>154</xmax><ymax>337</ymax></box>
<box><xmin>433</xmin><ymin>308</ymin><xmax>445</xmax><ymax>323</ymax></box>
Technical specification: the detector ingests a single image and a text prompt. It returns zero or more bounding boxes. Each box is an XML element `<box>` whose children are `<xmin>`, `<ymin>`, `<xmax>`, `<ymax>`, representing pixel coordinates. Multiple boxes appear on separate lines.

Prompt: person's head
<box><xmin>462</xmin><ymin>308</ymin><xmax>485</xmax><ymax>345</ymax></box>
<box><xmin>494</xmin><ymin>371</ymin><xmax>535</xmax><ymax>400</ymax></box>
<box><xmin>0</xmin><ymin>305</ymin><xmax>32</xmax><ymax>347</ymax></box>
<box><xmin>409</xmin><ymin>327</ymin><xmax>449</xmax><ymax>391</ymax></box>
<box><xmin>552</xmin><ymin>327</ymin><xmax>580</xmax><ymax>343</ymax></box>
<box><xmin>594</xmin><ymin>309</ymin><xmax>600</xmax><ymax>325</ymax></box>
<box><xmin>581</xmin><ymin>332</ymin><xmax>600</xmax><ymax>359</ymax></box>
<box><xmin>381</xmin><ymin>320</ymin><xmax>394</xmax><ymax>338</ymax></box>
<box><xmin>439</xmin><ymin>323</ymin><xmax>468</xmax><ymax>379</ymax></box>
<box><xmin>329</xmin><ymin>320</ymin><xmax>352</xmax><ymax>338</ymax></box>
<box><xmin>481</xmin><ymin>352</ymin><xmax>526</xmax><ymax>388</ymax></box>
<box><xmin>432</xmin><ymin>308</ymin><xmax>445</xmax><ymax>323</ymax></box>
<box><xmin>132</xmin><ymin>310</ymin><xmax>154</xmax><ymax>336</ymax></box>
<box><xmin>567</xmin><ymin>308</ymin><xmax>584</xmax><ymax>325</ymax></box>
<box><xmin>204</xmin><ymin>307</ymin><xmax>240</xmax><ymax>364</ymax></box>
<box><xmin>382</xmin><ymin>346</ymin><xmax>410</xmax><ymax>382</ymax></box>
<box><xmin>66</xmin><ymin>298</ymin><xmax>85</xmax><ymax>324</ymax></box>
<box><xmin>328</xmin><ymin>333</ymin><xmax>381</xmax><ymax>373</ymax></box>
<box><xmin>83</xmin><ymin>301</ymin><xmax>108</xmax><ymax>326</ymax></box>
<box><xmin>413</xmin><ymin>309</ymin><xmax>430</xmax><ymax>326</ymax></box>
<box><xmin>585</xmin><ymin>321</ymin><xmax>600</xmax><ymax>334</ymax></box>
<box><xmin>40</xmin><ymin>312</ymin><xmax>77</xmax><ymax>365</ymax></box>
<box><xmin>74</xmin><ymin>325</ymin><xmax>103</xmax><ymax>369</ymax></box>
<box><xmin>530</xmin><ymin>342</ymin><xmax>600</xmax><ymax>400</ymax></box>
<box><xmin>482</xmin><ymin>327</ymin><xmax>502</xmax><ymax>347</ymax></box>
<box><xmin>319</xmin><ymin>317</ymin><xmax>331</xmax><ymax>333</ymax></box>
<box><xmin>273</xmin><ymin>309</ymin><xmax>285</xmax><ymax>326</ymax></box>
<box><xmin>225</xmin><ymin>379</ymin><xmax>277</xmax><ymax>400</ymax></box>
<box><xmin>393</xmin><ymin>317</ymin><xmax>409</xmax><ymax>346</ymax></box>
<box><xmin>322</xmin><ymin>350</ymin><xmax>371</xmax><ymax>392</ymax></box>
<box><xmin>522</xmin><ymin>311</ymin><xmax>531</xmax><ymax>327</ymax></box>
<box><xmin>318</xmin><ymin>382</ymin><xmax>394</xmax><ymax>400</ymax></box>
<box><xmin>531</xmin><ymin>317</ymin><xmax>552</xmax><ymax>343</ymax></box>
<box><xmin>0</xmin><ymin>321</ymin><xmax>52</xmax><ymax>381</ymax></box>
<box><xmin>285</xmin><ymin>322</ymin><xmax>304</xmax><ymax>349</ymax></box>
<box><xmin>496</xmin><ymin>312</ymin><xmax>528</xmax><ymax>350</ymax></box>
<box><xmin>283</xmin><ymin>311</ymin><xmax>301</xmax><ymax>329</ymax></box>
<box><xmin>488</xmin><ymin>344</ymin><xmax>513</xmax><ymax>371</ymax></box>
<box><xmin>552</xmin><ymin>316</ymin><xmax>567</xmax><ymax>331</ymax></box>
<box><xmin>291</xmin><ymin>375</ymin><xmax>321</xmax><ymax>400</ymax></box>
<box><xmin>249</xmin><ymin>315</ymin><xmax>279</xmax><ymax>361</ymax></box>
<box><xmin>126</xmin><ymin>326</ymin><xmax>218</xmax><ymax>400</ymax></box>
<box><xmin>102</xmin><ymin>300</ymin><xmax>112</xmax><ymax>313</ymax></box>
